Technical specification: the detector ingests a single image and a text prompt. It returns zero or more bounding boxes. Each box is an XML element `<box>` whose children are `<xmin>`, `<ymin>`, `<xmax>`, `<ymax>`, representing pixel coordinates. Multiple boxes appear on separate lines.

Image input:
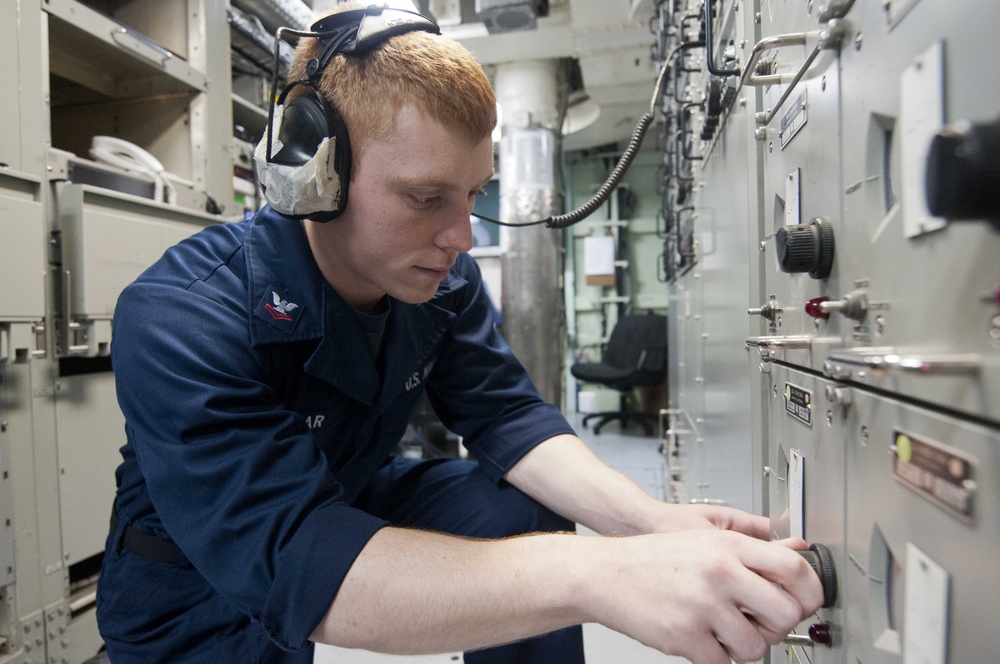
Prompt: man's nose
<box><xmin>437</xmin><ymin>204</ymin><xmax>475</xmax><ymax>253</ymax></box>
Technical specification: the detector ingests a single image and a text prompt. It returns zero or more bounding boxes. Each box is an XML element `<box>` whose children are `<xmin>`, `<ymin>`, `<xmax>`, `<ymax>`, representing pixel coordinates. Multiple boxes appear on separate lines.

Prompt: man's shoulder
<box><xmin>138</xmin><ymin>218</ymin><xmax>250</xmax><ymax>287</ymax></box>
<box><xmin>115</xmin><ymin>218</ymin><xmax>254</xmax><ymax>327</ymax></box>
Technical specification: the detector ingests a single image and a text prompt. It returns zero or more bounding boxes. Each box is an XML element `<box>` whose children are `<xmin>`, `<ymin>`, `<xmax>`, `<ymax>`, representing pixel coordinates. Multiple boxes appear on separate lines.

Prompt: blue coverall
<box><xmin>97</xmin><ymin>206</ymin><xmax>585</xmax><ymax>662</ymax></box>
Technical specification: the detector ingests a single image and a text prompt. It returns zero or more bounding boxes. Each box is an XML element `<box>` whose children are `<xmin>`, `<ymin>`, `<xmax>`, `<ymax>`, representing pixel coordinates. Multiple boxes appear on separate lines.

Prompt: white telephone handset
<box><xmin>90</xmin><ymin>135</ymin><xmax>165</xmax><ymax>174</ymax></box>
<box><xmin>90</xmin><ymin>135</ymin><xmax>175</xmax><ymax>203</ymax></box>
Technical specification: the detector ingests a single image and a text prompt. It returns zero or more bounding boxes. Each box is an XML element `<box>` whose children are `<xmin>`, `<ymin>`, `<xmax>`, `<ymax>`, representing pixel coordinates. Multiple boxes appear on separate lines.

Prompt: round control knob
<box><xmin>925</xmin><ymin>116</ymin><xmax>1000</xmax><ymax>226</ymax></box>
<box><xmin>775</xmin><ymin>219</ymin><xmax>835</xmax><ymax>279</ymax></box>
<box><xmin>706</xmin><ymin>78</ymin><xmax>724</xmax><ymax>118</ymax></box>
<box><xmin>797</xmin><ymin>543</ymin><xmax>838</xmax><ymax>608</ymax></box>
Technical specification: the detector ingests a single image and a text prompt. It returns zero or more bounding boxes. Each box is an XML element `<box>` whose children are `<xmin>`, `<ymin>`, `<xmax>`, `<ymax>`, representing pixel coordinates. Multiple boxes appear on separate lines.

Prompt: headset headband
<box><xmin>310</xmin><ymin>6</ymin><xmax>440</xmax><ymax>56</ymax></box>
<box><xmin>256</xmin><ymin>5</ymin><xmax>441</xmax><ymax>221</ymax></box>
<box><xmin>264</xmin><ymin>5</ymin><xmax>440</xmax><ymax>164</ymax></box>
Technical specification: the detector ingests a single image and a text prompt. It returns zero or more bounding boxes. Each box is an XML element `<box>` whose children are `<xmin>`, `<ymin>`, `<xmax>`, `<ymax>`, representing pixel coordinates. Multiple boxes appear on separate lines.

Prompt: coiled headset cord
<box><xmin>473</xmin><ymin>38</ymin><xmax>695</xmax><ymax>229</ymax></box>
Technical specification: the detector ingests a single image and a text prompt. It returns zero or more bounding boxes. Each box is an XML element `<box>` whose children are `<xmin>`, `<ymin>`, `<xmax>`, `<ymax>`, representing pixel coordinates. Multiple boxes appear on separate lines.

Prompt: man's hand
<box><xmin>579</xmin><ymin>530</ymin><xmax>823</xmax><ymax>664</ymax></box>
<box><xmin>310</xmin><ymin>526</ymin><xmax>821</xmax><ymax>663</ymax></box>
<box><xmin>644</xmin><ymin>502</ymin><xmax>771</xmax><ymax>540</ymax></box>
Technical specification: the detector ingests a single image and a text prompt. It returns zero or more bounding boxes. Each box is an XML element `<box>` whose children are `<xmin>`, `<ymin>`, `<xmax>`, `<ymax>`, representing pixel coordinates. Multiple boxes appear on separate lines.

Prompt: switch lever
<box><xmin>784</xmin><ymin>623</ymin><xmax>833</xmax><ymax>647</ymax></box>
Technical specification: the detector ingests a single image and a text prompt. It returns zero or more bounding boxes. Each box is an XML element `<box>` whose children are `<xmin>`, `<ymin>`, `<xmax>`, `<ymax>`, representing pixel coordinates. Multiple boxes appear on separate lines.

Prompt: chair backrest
<box><xmin>603</xmin><ymin>313</ymin><xmax>668</xmax><ymax>384</ymax></box>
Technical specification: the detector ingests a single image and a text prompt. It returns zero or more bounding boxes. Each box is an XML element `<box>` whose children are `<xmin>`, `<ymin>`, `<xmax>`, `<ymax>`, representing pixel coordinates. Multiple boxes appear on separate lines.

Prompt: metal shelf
<box><xmin>45</xmin><ymin>0</ymin><xmax>207</xmax><ymax>97</ymax></box>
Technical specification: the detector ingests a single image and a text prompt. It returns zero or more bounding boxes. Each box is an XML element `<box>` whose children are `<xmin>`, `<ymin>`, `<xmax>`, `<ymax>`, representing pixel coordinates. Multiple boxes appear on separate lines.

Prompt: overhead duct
<box><xmin>230</xmin><ymin>0</ymin><xmax>316</xmax><ymax>34</ymax></box>
<box><xmin>228</xmin><ymin>5</ymin><xmax>294</xmax><ymax>77</ymax></box>
<box><xmin>475</xmin><ymin>0</ymin><xmax>549</xmax><ymax>34</ymax></box>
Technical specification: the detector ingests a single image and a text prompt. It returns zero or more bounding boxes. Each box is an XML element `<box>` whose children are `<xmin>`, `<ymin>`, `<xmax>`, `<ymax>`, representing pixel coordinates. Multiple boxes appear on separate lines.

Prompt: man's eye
<box><xmin>409</xmin><ymin>194</ymin><xmax>438</xmax><ymax>208</ymax></box>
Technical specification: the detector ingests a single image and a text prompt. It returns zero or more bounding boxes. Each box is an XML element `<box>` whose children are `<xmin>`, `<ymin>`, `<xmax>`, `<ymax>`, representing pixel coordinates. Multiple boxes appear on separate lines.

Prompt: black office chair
<box><xmin>571</xmin><ymin>313</ymin><xmax>668</xmax><ymax>435</ymax></box>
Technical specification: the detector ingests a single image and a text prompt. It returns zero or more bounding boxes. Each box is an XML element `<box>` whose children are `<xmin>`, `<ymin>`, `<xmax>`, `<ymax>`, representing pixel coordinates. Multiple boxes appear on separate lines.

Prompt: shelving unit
<box><xmin>0</xmin><ymin>1</ymin><xmax>269</xmax><ymax>661</ymax></box>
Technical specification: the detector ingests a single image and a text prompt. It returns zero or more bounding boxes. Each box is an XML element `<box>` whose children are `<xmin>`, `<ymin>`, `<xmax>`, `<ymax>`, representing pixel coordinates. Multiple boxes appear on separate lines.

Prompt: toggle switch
<box><xmin>783</xmin><ymin>623</ymin><xmax>834</xmax><ymax>648</ymax></box>
<box><xmin>797</xmin><ymin>543</ymin><xmax>838</xmax><ymax>608</ymax></box>
<box><xmin>748</xmin><ymin>300</ymin><xmax>781</xmax><ymax>320</ymax></box>
<box><xmin>775</xmin><ymin>218</ymin><xmax>835</xmax><ymax>279</ymax></box>
<box><xmin>817</xmin><ymin>289</ymin><xmax>868</xmax><ymax>321</ymax></box>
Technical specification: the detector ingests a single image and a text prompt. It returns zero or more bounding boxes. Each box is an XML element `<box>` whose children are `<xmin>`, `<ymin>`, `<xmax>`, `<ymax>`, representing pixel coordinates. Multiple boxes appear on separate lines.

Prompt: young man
<box><xmin>97</xmin><ymin>4</ymin><xmax>821</xmax><ymax>663</ymax></box>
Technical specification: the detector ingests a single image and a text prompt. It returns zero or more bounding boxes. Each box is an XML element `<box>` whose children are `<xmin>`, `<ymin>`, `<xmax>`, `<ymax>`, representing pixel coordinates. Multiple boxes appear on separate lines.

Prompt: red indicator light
<box><xmin>805</xmin><ymin>297</ymin><xmax>829</xmax><ymax>319</ymax></box>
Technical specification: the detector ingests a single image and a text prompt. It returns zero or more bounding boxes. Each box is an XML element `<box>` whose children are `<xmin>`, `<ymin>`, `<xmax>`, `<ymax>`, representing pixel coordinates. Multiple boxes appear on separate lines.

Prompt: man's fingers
<box><xmin>717</xmin><ymin>564</ymin><xmax>809</xmax><ymax>636</ymax></box>
<box><xmin>741</xmin><ymin>612</ymin><xmax>790</xmax><ymax>646</ymax></box>
<box><xmin>710</xmin><ymin>607</ymin><xmax>769</xmax><ymax>663</ymax></box>
<box><xmin>736</xmin><ymin>537</ymin><xmax>825</xmax><ymax>618</ymax></box>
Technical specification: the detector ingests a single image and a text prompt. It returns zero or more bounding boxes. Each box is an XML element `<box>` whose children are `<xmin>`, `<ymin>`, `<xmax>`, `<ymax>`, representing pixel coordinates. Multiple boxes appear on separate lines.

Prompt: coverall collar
<box><xmin>244</xmin><ymin>207</ymin><xmax>465</xmax><ymax>406</ymax></box>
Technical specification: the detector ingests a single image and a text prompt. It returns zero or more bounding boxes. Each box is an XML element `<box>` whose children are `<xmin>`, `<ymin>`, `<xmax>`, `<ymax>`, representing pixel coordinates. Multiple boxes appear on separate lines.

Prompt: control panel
<box><xmin>658</xmin><ymin>0</ymin><xmax>1000</xmax><ymax>661</ymax></box>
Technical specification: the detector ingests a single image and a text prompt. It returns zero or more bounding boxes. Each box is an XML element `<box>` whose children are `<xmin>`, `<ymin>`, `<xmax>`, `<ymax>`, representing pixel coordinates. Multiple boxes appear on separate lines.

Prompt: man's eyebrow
<box><xmin>396</xmin><ymin>172</ymin><xmax>495</xmax><ymax>191</ymax></box>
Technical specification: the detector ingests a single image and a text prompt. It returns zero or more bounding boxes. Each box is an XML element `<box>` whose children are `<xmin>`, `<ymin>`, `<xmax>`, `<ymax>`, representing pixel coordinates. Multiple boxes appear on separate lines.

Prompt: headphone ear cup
<box><xmin>329</xmin><ymin>103</ymin><xmax>352</xmax><ymax>211</ymax></box>
<box><xmin>308</xmin><ymin>104</ymin><xmax>352</xmax><ymax>222</ymax></box>
<box><xmin>272</xmin><ymin>94</ymin><xmax>329</xmax><ymax>167</ymax></box>
<box><xmin>268</xmin><ymin>92</ymin><xmax>352</xmax><ymax>223</ymax></box>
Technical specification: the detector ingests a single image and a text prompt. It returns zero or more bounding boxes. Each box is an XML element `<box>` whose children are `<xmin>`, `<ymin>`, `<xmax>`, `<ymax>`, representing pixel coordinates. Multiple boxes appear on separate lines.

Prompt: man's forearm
<box><xmin>310</xmin><ymin>521</ymin><xmax>824</xmax><ymax>662</ymax></box>
<box><xmin>504</xmin><ymin>434</ymin><xmax>770</xmax><ymax>539</ymax></box>
<box><xmin>309</xmin><ymin>526</ymin><xmax>587</xmax><ymax>654</ymax></box>
<box><xmin>503</xmin><ymin>434</ymin><xmax>665</xmax><ymax>536</ymax></box>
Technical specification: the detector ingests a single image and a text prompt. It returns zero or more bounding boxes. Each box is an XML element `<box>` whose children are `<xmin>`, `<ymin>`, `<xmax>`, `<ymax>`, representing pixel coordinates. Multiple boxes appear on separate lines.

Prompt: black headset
<box><xmin>261</xmin><ymin>5</ymin><xmax>440</xmax><ymax>222</ymax></box>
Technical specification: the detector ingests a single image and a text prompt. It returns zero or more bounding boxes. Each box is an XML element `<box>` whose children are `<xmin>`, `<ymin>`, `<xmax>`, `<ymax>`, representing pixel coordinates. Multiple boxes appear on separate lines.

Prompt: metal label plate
<box><xmin>892</xmin><ymin>429</ymin><xmax>975</xmax><ymax>522</ymax></box>
<box><xmin>784</xmin><ymin>382</ymin><xmax>813</xmax><ymax>427</ymax></box>
<box><xmin>780</xmin><ymin>91</ymin><xmax>808</xmax><ymax>150</ymax></box>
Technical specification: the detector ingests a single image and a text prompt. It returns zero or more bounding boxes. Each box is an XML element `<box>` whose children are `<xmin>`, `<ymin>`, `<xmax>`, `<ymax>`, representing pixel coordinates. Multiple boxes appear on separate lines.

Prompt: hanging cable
<box><xmin>705</xmin><ymin>0</ymin><xmax>740</xmax><ymax>77</ymax></box>
<box><xmin>474</xmin><ymin>38</ymin><xmax>705</xmax><ymax>229</ymax></box>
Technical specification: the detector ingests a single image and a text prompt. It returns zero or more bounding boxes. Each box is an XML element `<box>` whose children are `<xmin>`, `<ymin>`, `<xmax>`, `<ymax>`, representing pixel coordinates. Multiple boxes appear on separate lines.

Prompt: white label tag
<box><xmin>903</xmin><ymin>543</ymin><xmax>949</xmax><ymax>664</ymax></box>
<box><xmin>899</xmin><ymin>42</ymin><xmax>946</xmax><ymax>238</ymax></box>
<box><xmin>789</xmin><ymin>449</ymin><xmax>804</xmax><ymax>540</ymax></box>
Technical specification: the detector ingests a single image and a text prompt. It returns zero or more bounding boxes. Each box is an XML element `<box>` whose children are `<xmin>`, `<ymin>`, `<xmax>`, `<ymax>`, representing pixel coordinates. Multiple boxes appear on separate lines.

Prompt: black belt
<box><xmin>110</xmin><ymin>512</ymin><xmax>183</xmax><ymax>565</ymax></box>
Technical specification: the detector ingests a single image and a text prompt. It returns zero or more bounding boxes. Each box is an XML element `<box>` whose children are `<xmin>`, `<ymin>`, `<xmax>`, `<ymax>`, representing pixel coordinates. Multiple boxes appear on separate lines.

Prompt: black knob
<box><xmin>775</xmin><ymin>218</ymin><xmax>835</xmax><ymax>279</ymax></box>
<box><xmin>926</xmin><ymin>116</ymin><xmax>1000</xmax><ymax>227</ymax></box>
<box><xmin>797</xmin><ymin>543</ymin><xmax>838</xmax><ymax>609</ymax></box>
<box><xmin>705</xmin><ymin>78</ymin><xmax>724</xmax><ymax>118</ymax></box>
